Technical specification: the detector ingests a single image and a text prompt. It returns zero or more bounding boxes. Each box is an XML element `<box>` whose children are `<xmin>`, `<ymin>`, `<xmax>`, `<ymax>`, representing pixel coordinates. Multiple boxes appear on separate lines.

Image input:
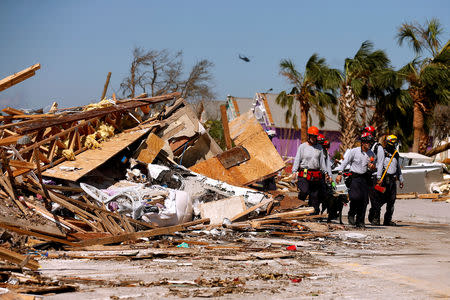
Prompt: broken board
<box><xmin>190</xmin><ymin>111</ymin><xmax>285</xmax><ymax>186</ymax></box>
<box><xmin>199</xmin><ymin>196</ymin><xmax>246</xmax><ymax>225</ymax></box>
<box><xmin>217</xmin><ymin>146</ymin><xmax>250</xmax><ymax>169</ymax></box>
<box><xmin>136</xmin><ymin>133</ymin><xmax>164</xmax><ymax>164</ymax></box>
<box><xmin>42</xmin><ymin>129</ymin><xmax>150</xmax><ymax>181</ymax></box>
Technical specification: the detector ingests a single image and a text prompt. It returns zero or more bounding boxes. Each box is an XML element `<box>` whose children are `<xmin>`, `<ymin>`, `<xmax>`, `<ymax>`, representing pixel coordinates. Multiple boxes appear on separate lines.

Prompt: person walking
<box><xmin>363</xmin><ymin>126</ymin><xmax>386</xmax><ymax>225</ymax></box>
<box><xmin>372</xmin><ymin>135</ymin><xmax>404</xmax><ymax>226</ymax></box>
<box><xmin>292</xmin><ymin>126</ymin><xmax>329</xmax><ymax>215</ymax></box>
<box><xmin>335</xmin><ymin>133</ymin><xmax>376</xmax><ymax>228</ymax></box>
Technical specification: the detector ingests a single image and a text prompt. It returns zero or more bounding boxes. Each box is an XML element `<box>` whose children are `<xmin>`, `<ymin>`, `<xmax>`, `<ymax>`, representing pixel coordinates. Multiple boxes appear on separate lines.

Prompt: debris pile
<box><xmin>0</xmin><ymin>92</ymin><xmax>337</xmax><ymax>296</ymax></box>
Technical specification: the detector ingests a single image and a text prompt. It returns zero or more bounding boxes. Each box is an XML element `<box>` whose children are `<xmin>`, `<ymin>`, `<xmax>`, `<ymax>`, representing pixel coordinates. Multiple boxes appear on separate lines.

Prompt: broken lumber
<box><xmin>76</xmin><ymin>218</ymin><xmax>210</xmax><ymax>247</ymax></box>
<box><xmin>136</xmin><ymin>133</ymin><xmax>164</xmax><ymax>164</ymax></box>
<box><xmin>0</xmin><ymin>63</ymin><xmax>41</xmax><ymax>92</ymax></box>
<box><xmin>417</xmin><ymin>193</ymin><xmax>440</xmax><ymax>199</ymax></box>
<box><xmin>101</xmin><ymin>72</ymin><xmax>111</xmax><ymax>100</ymax></box>
<box><xmin>220</xmin><ymin>104</ymin><xmax>232</xmax><ymax>150</ymax></box>
<box><xmin>0</xmin><ymin>247</ymin><xmax>39</xmax><ymax>271</ymax></box>
<box><xmin>231</xmin><ymin>199</ymin><xmax>272</xmax><ymax>222</ymax></box>
<box><xmin>259</xmin><ymin>207</ymin><xmax>315</xmax><ymax>220</ymax></box>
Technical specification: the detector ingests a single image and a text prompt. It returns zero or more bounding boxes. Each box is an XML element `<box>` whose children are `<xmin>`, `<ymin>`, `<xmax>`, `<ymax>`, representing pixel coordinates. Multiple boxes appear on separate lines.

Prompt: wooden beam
<box><xmin>0</xmin><ymin>135</ymin><xmax>23</xmax><ymax>147</ymax></box>
<box><xmin>0</xmin><ymin>246</ymin><xmax>40</xmax><ymax>270</ymax></box>
<box><xmin>9</xmin><ymin>160</ymin><xmax>36</xmax><ymax>169</ymax></box>
<box><xmin>220</xmin><ymin>104</ymin><xmax>232</xmax><ymax>150</ymax></box>
<box><xmin>2</xmin><ymin>107</ymin><xmax>25</xmax><ymax>115</ymax></box>
<box><xmin>0</xmin><ymin>223</ymin><xmax>77</xmax><ymax>246</ymax></box>
<box><xmin>18</xmin><ymin>118</ymin><xmax>95</xmax><ymax>155</ymax></box>
<box><xmin>101</xmin><ymin>72</ymin><xmax>112</xmax><ymax>100</ymax></box>
<box><xmin>0</xmin><ymin>63</ymin><xmax>41</xmax><ymax>92</ymax></box>
<box><xmin>231</xmin><ymin>199</ymin><xmax>272</xmax><ymax>222</ymax></box>
<box><xmin>76</xmin><ymin>218</ymin><xmax>209</xmax><ymax>247</ymax></box>
<box><xmin>0</xmin><ymin>215</ymin><xmax>66</xmax><ymax>238</ymax></box>
<box><xmin>16</xmin><ymin>93</ymin><xmax>180</xmax><ymax>134</ymax></box>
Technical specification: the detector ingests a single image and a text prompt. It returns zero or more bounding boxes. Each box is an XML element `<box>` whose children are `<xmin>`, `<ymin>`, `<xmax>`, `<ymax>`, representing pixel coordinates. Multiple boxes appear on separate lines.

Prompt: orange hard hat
<box><xmin>307</xmin><ymin>126</ymin><xmax>319</xmax><ymax>136</ymax></box>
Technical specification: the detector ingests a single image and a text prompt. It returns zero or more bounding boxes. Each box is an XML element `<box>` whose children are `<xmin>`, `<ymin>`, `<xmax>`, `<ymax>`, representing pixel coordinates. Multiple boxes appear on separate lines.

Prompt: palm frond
<box><xmin>396</xmin><ymin>23</ymin><xmax>422</xmax><ymax>54</ymax></box>
<box><xmin>280</xmin><ymin>59</ymin><xmax>303</xmax><ymax>87</ymax></box>
<box><xmin>425</xmin><ymin>18</ymin><xmax>443</xmax><ymax>56</ymax></box>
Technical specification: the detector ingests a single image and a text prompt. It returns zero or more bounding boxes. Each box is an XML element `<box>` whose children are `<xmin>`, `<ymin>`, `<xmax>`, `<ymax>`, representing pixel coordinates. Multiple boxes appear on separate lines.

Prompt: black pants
<box><xmin>348</xmin><ymin>175</ymin><xmax>370</xmax><ymax>225</ymax></box>
<box><xmin>297</xmin><ymin>178</ymin><xmax>323</xmax><ymax>215</ymax></box>
<box><xmin>368</xmin><ymin>176</ymin><xmax>383</xmax><ymax>223</ymax></box>
<box><xmin>369</xmin><ymin>176</ymin><xmax>397</xmax><ymax>224</ymax></box>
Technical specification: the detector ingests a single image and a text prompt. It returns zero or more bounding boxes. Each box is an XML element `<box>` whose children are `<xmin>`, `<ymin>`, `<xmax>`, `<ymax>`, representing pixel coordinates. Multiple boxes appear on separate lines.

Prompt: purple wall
<box><xmin>263</xmin><ymin>126</ymin><xmax>342</xmax><ymax>160</ymax></box>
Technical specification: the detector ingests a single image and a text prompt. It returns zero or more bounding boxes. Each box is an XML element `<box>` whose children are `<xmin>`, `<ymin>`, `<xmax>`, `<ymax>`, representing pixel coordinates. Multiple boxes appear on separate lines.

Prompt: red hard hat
<box><xmin>307</xmin><ymin>126</ymin><xmax>319</xmax><ymax>136</ymax></box>
<box><xmin>317</xmin><ymin>134</ymin><xmax>325</xmax><ymax>143</ymax></box>
<box><xmin>363</xmin><ymin>126</ymin><xmax>375</xmax><ymax>134</ymax></box>
<box><xmin>361</xmin><ymin>132</ymin><xmax>374</xmax><ymax>142</ymax></box>
<box><xmin>323</xmin><ymin>140</ymin><xmax>330</xmax><ymax>148</ymax></box>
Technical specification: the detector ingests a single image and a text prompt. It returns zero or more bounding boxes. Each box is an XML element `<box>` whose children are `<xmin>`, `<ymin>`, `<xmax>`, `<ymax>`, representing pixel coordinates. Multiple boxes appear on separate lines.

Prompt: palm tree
<box><xmin>396</xmin><ymin>18</ymin><xmax>449</xmax><ymax>153</ymax></box>
<box><xmin>369</xmin><ymin>68</ymin><xmax>413</xmax><ymax>149</ymax></box>
<box><xmin>338</xmin><ymin>41</ymin><xmax>390</xmax><ymax>152</ymax></box>
<box><xmin>276</xmin><ymin>54</ymin><xmax>340</xmax><ymax>142</ymax></box>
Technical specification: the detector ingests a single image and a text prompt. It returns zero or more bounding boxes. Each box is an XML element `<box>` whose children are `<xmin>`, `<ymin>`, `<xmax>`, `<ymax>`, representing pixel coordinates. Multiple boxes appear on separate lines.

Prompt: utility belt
<box><xmin>383</xmin><ymin>173</ymin><xmax>398</xmax><ymax>184</ymax></box>
<box><xmin>299</xmin><ymin>169</ymin><xmax>323</xmax><ymax>181</ymax></box>
<box><xmin>343</xmin><ymin>172</ymin><xmax>369</xmax><ymax>188</ymax></box>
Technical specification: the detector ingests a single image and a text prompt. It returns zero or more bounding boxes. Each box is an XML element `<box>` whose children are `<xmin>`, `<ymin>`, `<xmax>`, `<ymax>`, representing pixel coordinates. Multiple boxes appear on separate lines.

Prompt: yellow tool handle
<box><xmin>379</xmin><ymin>149</ymin><xmax>398</xmax><ymax>182</ymax></box>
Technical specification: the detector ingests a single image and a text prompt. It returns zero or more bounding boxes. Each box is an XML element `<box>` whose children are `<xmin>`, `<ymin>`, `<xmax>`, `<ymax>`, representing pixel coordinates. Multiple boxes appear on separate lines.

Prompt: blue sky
<box><xmin>1</xmin><ymin>0</ymin><xmax>449</xmax><ymax>110</ymax></box>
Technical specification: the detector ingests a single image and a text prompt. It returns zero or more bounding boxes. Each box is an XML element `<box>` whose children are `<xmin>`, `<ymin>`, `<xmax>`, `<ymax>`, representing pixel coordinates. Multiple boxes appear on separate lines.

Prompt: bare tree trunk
<box><xmin>130</xmin><ymin>64</ymin><xmax>136</xmax><ymax>98</ymax></box>
<box><xmin>339</xmin><ymin>85</ymin><xmax>358</xmax><ymax>153</ymax></box>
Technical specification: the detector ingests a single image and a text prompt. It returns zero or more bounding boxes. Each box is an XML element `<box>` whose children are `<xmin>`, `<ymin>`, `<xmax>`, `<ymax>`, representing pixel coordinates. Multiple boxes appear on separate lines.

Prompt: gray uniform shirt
<box><xmin>323</xmin><ymin>150</ymin><xmax>333</xmax><ymax>177</ymax></box>
<box><xmin>336</xmin><ymin>147</ymin><xmax>375</xmax><ymax>174</ymax></box>
<box><xmin>383</xmin><ymin>152</ymin><xmax>404</xmax><ymax>183</ymax></box>
<box><xmin>372</xmin><ymin>143</ymin><xmax>385</xmax><ymax>179</ymax></box>
<box><xmin>292</xmin><ymin>142</ymin><xmax>328</xmax><ymax>175</ymax></box>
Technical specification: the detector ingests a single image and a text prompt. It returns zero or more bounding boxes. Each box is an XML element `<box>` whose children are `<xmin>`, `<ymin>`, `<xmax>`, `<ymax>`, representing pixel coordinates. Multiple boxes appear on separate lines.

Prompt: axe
<box><xmin>374</xmin><ymin>149</ymin><xmax>398</xmax><ymax>193</ymax></box>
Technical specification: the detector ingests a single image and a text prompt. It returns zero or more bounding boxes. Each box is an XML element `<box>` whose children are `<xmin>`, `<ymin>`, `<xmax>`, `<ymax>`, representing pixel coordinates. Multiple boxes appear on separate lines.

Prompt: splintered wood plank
<box><xmin>42</xmin><ymin>129</ymin><xmax>150</xmax><ymax>181</ymax></box>
<box><xmin>76</xmin><ymin>218</ymin><xmax>209</xmax><ymax>247</ymax></box>
<box><xmin>262</xmin><ymin>93</ymin><xmax>274</xmax><ymax>125</ymax></box>
<box><xmin>220</xmin><ymin>104</ymin><xmax>232</xmax><ymax>150</ymax></box>
<box><xmin>0</xmin><ymin>135</ymin><xmax>23</xmax><ymax>146</ymax></box>
<box><xmin>0</xmin><ymin>246</ymin><xmax>40</xmax><ymax>270</ymax></box>
<box><xmin>0</xmin><ymin>63</ymin><xmax>40</xmax><ymax>92</ymax></box>
<box><xmin>9</xmin><ymin>160</ymin><xmax>36</xmax><ymax>169</ymax></box>
<box><xmin>231</xmin><ymin>199</ymin><xmax>272</xmax><ymax>222</ymax></box>
<box><xmin>2</xmin><ymin>107</ymin><xmax>25</xmax><ymax>115</ymax></box>
<box><xmin>136</xmin><ymin>133</ymin><xmax>164</xmax><ymax>164</ymax></box>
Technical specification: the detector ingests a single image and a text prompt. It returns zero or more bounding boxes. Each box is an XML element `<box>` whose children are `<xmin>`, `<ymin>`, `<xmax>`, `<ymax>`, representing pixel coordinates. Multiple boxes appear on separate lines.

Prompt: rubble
<box><xmin>0</xmin><ymin>92</ymin><xmax>337</xmax><ymax>296</ymax></box>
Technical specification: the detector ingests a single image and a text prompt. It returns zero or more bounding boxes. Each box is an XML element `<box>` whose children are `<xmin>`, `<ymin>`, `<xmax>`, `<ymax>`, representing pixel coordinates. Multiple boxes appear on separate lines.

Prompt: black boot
<box><xmin>370</xmin><ymin>217</ymin><xmax>380</xmax><ymax>226</ymax></box>
<box><xmin>355</xmin><ymin>222</ymin><xmax>366</xmax><ymax>228</ymax></box>
<box><xmin>348</xmin><ymin>214</ymin><xmax>356</xmax><ymax>225</ymax></box>
<box><xmin>383</xmin><ymin>220</ymin><xmax>397</xmax><ymax>226</ymax></box>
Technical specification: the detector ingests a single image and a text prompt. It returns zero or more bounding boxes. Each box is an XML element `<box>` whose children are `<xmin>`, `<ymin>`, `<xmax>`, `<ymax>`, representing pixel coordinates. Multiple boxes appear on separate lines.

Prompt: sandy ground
<box><xmin>38</xmin><ymin>198</ymin><xmax>450</xmax><ymax>299</ymax></box>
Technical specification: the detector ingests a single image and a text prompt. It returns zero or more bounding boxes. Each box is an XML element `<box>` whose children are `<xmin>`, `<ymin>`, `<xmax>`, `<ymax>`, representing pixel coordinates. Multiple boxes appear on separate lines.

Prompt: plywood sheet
<box><xmin>136</xmin><ymin>133</ymin><xmax>164</xmax><ymax>164</ymax></box>
<box><xmin>42</xmin><ymin>129</ymin><xmax>150</xmax><ymax>181</ymax></box>
<box><xmin>199</xmin><ymin>196</ymin><xmax>246</xmax><ymax>225</ymax></box>
<box><xmin>190</xmin><ymin>112</ymin><xmax>285</xmax><ymax>186</ymax></box>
